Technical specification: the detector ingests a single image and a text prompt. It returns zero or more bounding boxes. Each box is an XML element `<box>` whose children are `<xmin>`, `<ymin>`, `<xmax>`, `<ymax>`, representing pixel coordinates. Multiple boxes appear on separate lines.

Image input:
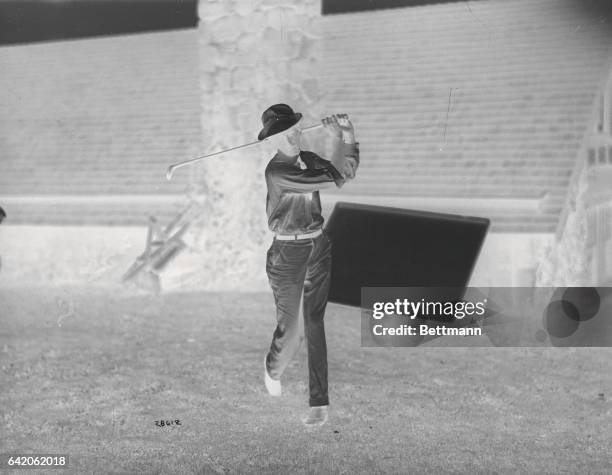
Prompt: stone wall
<box><xmin>536</xmin><ymin>166</ymin><xmax>591</xmax><ymax>286</ymax></box>
<box><xmin>536</xmin><ymin>143</ymin><xmax>612</xmax><ymax>286</ymax></box>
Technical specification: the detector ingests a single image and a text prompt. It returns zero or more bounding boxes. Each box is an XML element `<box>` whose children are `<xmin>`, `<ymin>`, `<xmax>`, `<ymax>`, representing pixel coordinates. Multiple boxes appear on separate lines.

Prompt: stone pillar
<box><xmin>191</xmin><ymin>0</ymin><xmax>322</xmax><ymax>290</ymax></box>
<box><xmin>536</xmin><ymin>141</ymin><xmax>612</xmax><ymax>286</ymax></box>
<box><xmin>584</xmin><ymin>159</ymin><xmax>612</xmax><ymax>284</ymax></box>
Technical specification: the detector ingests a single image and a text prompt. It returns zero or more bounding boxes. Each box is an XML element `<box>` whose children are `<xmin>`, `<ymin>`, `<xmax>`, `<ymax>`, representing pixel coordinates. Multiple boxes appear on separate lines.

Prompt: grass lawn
<box><xmin>1</xmin><ymin>286</ymin><xmax>611</xmax><ymax>474</ymax></box>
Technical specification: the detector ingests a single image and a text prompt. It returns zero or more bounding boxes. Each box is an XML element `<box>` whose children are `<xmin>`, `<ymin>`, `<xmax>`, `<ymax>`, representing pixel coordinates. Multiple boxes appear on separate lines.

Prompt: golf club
<box><xmin>166</xmin><ymin>123</ymin><xmax>324</xmax><ymax>180</ymax></box>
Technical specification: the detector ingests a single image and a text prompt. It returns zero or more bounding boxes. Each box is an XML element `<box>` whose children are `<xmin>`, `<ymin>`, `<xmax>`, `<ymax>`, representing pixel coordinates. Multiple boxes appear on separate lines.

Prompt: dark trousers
<box><xmin>265</xmin><ymin>232</ymin><xmax>331</xmax><ymax>407</ymax></box>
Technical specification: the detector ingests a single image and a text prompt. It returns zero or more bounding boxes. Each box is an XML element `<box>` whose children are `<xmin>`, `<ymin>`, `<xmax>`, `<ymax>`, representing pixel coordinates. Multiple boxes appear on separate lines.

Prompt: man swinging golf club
<box><xmin>259</xmin><ymin>104</ymin><xmax>360</xmax><ymax>427</ymax></box>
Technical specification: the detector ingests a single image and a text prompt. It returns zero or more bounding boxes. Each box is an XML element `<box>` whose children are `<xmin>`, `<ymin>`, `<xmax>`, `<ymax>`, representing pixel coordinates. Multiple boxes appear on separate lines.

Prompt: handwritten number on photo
<box><xmin>154</xmin><ymin>420</ymin><xmax>181</xmax><ymax>427</ymax></box>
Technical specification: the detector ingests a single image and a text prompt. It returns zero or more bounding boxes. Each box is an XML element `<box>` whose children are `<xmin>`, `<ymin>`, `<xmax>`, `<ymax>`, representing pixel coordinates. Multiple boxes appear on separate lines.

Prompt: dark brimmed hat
<box><xmin>257</xmin><ymin>103</ymin><xmax>302</xmax><ymax>141</ymax></box>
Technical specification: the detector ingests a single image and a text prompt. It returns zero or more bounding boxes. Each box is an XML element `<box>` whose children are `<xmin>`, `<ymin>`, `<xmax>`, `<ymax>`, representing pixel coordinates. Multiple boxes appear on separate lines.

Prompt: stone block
<box><xmin>199</xmin><ymin>71</ymin><xmax>216</xmax><ymax>92</ymax></box>
<box><xmin>231</xmin><ymin>67</ymin><xmax>256</xmax><ymax>91</ymax></box>
<box><xmin>214</xmin><ymin>70</ymin><xmax>234</xmax><ymax>92</ymax></box>
<box><xmin>205</xmin><ymin>15</ymin><xmax>244</xmax><ymax>43</ymax></box>
<box><xmin>198</xmin><ymin>1</ymin><xmax>230</xmax><ymax>21</ymax></box>
<box><xmin>259</xmin><ymin>0</ymin><xmax>287</xmax><ymax>10</ymax></box>
<box><xmin>199</xmin><ymin>44</ymin><xmax>221</xmax><ymax>73</ymax></box>
<box><xmin>289</xmin><ymin>59</ymin><xmax>316</xmax><ymax>82</ymax></box>
<box><xmin>296</xmin><ymin>35</ymin><xmax>318</xmax><ymax>60</ymax></box>
<box><xmin>263</xmin><ymin>8</ymin><xmax>285</xmax><ymax>31</ymax></box>
<box><xmin>231</xmin><ymin>43</ymin><xmax>259</xmax><ymax>68</ymax></box>
<box><xmin>232</xmin><ymin>0</ymin><xmax>259</xmax><ymax>17</ymax></box>
<box><xmin>242</xmin><ymin>11</ymin><xmax>270</xmax><ymax>35</ymax></box>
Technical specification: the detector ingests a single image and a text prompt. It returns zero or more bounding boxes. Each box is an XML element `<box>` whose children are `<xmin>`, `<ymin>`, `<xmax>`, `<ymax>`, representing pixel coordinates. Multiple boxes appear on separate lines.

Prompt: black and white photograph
<box><xmin>1</xmin><ymin>0</ymin><xmax>611</xmax><ymax>473</ymax></box>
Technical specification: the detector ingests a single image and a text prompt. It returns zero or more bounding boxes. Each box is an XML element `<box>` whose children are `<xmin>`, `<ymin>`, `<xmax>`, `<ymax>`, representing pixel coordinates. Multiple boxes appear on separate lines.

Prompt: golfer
<box><xmin>258</xmin><ymin>104</ymin><xmax>359</xmax><ymax>427</ymax></box>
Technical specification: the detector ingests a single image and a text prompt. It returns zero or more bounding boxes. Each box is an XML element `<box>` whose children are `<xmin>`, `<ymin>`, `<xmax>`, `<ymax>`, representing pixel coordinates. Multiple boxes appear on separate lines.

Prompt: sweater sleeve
<box><xmin>311</xmin><ymin>142</ymin><xmax>360</xmax><ymax>180</ymax></box>
<box><xmin>267</xmin><ymin>159</ymin><xmax>345</xmax><ymax>193</ymax></box>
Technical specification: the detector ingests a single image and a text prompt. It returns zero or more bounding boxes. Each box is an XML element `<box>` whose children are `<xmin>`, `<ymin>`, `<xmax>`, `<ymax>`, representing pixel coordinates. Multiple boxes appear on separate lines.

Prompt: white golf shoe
<box><xmin>264</xmin><ymin>354</ymin><xmax>281</xmax><ymax>397</ymax></box>
<box><xmin>301</xmin><ymin>405</ymin><xmax>329</xmax><ymax>427</ymax></box>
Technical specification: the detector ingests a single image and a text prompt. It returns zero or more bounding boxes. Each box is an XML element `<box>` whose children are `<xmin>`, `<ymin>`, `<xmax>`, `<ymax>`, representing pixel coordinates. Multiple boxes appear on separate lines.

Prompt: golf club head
<box><xmin>166</xmin><ymin>166</ymin><xmax>175</xmax><ymax>180</ymax></box>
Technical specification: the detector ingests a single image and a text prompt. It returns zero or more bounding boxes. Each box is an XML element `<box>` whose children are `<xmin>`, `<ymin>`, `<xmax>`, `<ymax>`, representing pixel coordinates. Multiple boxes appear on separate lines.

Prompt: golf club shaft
<box><xmin>166</xmin><ymin>123</ymin><xmax>324</xmax><ymax>180</ymax></box>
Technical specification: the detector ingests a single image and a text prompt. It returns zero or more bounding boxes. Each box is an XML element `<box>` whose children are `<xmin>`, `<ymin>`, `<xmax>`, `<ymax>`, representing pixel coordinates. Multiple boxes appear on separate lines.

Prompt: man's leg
<box><xmin>302</xmin><ymin>234</ymin><xmax>332</xmax><ymax>408</ymax></box>
<box><xmin>266</xmin><ymin>241</ymin><xmax>311</xmax><ymax>381</ymax></box>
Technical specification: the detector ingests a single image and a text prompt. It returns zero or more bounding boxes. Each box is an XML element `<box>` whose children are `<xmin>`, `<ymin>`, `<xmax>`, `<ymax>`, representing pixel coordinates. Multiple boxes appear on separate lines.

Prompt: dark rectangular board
<box><xmin>324</xmin><ymin>202</ymin><xmax>490</xmax><ymax>307</ymax></box>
